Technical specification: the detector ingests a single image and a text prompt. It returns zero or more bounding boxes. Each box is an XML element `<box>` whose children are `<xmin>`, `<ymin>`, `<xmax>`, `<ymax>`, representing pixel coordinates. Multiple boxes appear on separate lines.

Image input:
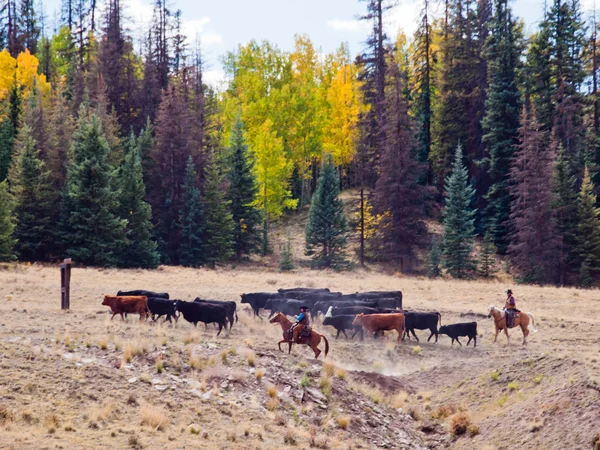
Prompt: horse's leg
<box><xmin>504</xmin><ymin>326</ymin><xmax>510</xmax><ymax>344</ymax></box>
<box><xmin>522</xmin><ymin>321</ymin><xmax>529</xmax><ymax>345</ymax></box>
<box><xmin>493</xmin><ymin>327</ymin><xmax>500</xmax><ymax>343</ymax></box>
<box><xmin>277</xmin><ymin>339</ymin><xmax>286</xmax><ymax>352</ymax></box>
<box><xmin>288</xmin><ymin>341</ymin><xmax>292</xmax><ymax>354</ymax></box>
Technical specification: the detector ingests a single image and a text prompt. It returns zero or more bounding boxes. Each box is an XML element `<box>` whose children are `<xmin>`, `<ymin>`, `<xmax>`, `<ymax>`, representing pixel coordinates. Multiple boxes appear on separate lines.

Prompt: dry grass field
<box><xmin>0</xmin><ymin>263</ymin><xmax>599</xmax><ymax>449</ymax></box>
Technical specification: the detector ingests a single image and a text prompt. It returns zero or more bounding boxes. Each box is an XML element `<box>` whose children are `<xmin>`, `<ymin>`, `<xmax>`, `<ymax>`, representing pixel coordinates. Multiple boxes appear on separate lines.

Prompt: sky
<box><xmin>42</xmin><ymin>0</ymin><xmax>599</xmax><ymax>87</ymax></box>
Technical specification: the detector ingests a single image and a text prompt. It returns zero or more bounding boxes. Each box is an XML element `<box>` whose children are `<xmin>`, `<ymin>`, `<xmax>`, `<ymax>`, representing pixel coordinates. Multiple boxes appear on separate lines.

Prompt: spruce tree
<box><xmin>428</xmin><ymin>235</ymin><xmax>442</xmax><ymax>277</ymax></box>
<box><xmin>61</xmin><ymin>111</ymin><xmax>126</xmax><ymax>267</ymax></box>
<box><xmin>0</xmin><ymin>180</ymin><xmax>16</xmax><ymax>261</ymax></box>
<box><xmin>552</xmin><ymin>144</ymin><xmax>578</xmax><ymax>283</ymax></box>
<box><xmin>279</xmin><ymin>231</ymin><xmax>295</xmax><ymax>272</ymax></box>
<box><xmin>10</xmin><ymin>125</ymin><xmax>56</xmax><ymax>261</ymax></box>
<box><xmin>0</xmin><ymin>115</ymin><xmax>14</xmax><ymax>182</ymax></box>
<box><xmin>179</xmin><ymin>156</ymin><xmax>205</xmax><ymax>267</ymax></box>
<box><xmin>202</xmin><ymin>160</ymin><xmax>234</xmax><ymax>268</ymax></box>
<box><xmin>508</xmin><ymin>110</ymin><xmax>560</xmax><ymax>283</ymax></box>
<box><xmin>481</xmin><ymin>0</ymin><xmax>522</xmax><ymax>252</ymax></box>
<box><xmin>479</xmin><ymin>231</ymin><xmax>497</xmax><ymax>277</ymax></box>
<box><xmin>226</xmin><ymin>115</ymin><xmax>261</xmax><ymax>258</ymax></box>
<box><xmin>116</xmin><ymin>134</ymin><xmax>159</xmax><ymax>269</ymax></box>
<box><xmin>574</xmin><ymin>167</ymin><xmax>600</xmax><ymax>287</ymax></box>
<box><xmin>441</xmin><ymin>145</ymin><xmax>477</xmax><ymax>278</ymax></box>
<box><xmin>305</xmin><ymin>153</ymin><xmax>348</xmax><ymax>269</ymax></box>
<box><xmin>373</xmin><ymin>58</ymin><xmax>430</xmax><ymax>270</ymax></box>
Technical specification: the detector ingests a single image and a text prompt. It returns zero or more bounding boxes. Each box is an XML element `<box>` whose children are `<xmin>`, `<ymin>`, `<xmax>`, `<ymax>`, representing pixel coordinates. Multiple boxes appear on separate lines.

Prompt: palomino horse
<box><xmin>269</xmin><ymin>312</ymin><xmax>329</xmax><ymax>359</ymax></box>
<box><xmin>488</xmin><ymin>305</ymin><xmax>537</xmax><ymax>345</ymax></box>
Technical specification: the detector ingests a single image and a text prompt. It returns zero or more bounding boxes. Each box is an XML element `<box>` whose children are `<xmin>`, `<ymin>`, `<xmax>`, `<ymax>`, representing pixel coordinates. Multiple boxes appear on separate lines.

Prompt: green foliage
<box><xmin>202</xmin><ymin>160</ymin><xmax>235</xmax><ymax>268</ymax></box>
<box><xmin>116</xmin><ymin>134</ymin><xmax>159</xmax><ymax>269</ymax></box>
<box><xmin>0</xmin><ymin>115</ymin><xmax>15</xmax><ymax>182</ymax></box>
<box><xmin>428</xmin><ymin>235</ymin><xmax>442</xmax><ymax>278</ymax></box>
<box><xmin>574</xmin><ymin>168</ymin><xmax>600</xmax><ymax>287</ymax></box>
<box><xmin>305</xmin><ymin>154</ymin><xmax>348</xmax><ymax>269</ymax></box>
<box><xmin>0</xmin><ymin>180</ymin><xmax>16</xmax><ymax>261</ymax></box>
<box><xmin>279</xmin><ymin>231</ymin><xmax>295</xmax><ymax>272</ymax></box>
<box><xmin>10</xmin><ymin>124</ymin><xmax>57</xmax><ymax>261</ymax></box>
<box><xmin>442</xmin><ymin>145</ymin><xmax>477</xmax><ymax>278</ymax></box>
<box><xmin>479</xmin><ymin>231</ymin><xmax>497</xmax><ymax>278</ymax></box>
<box><xmin>226</xmin><ymin>115</ymin><xmax>261</xmax><ymax>258</ymax></box>
<box><xmin>60</xmin><ymin>111</ymin><xmax>126</xmax><ymax>267</ymax></box>
<box><xmin>179</xmin><ymin>156</ymin><xmax>205</xmax><ymax>267</ymax></box>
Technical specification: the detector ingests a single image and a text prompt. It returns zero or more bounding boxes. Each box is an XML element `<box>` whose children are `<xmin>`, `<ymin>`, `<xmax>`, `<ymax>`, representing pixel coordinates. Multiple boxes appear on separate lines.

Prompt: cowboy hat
<box><xmin>506</xmin><ymin>289</ymin><xmax>513</xmax><ymax>294</ymax></box>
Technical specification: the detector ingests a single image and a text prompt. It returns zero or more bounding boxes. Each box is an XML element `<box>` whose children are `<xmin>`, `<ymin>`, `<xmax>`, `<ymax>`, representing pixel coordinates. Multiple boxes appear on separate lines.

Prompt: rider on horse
<box><xmin>504</xmin><ymin>289</ymin><xmax>518</xmax><ymax>328</ymax></box>
<box><xmin>290</xmin><ymin>306</ymin><xmax>310</xmax><ymax>343</ymax></box>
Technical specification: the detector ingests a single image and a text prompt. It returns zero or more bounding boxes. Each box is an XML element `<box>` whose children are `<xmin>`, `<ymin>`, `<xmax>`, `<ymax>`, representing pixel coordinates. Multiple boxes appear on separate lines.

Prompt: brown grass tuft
<box><xmin>450</xmin><ymin>412</ymin><xmax>473</xmax><ymax>436</ymax></box>
<box><xmin>336</xmin><ymin>416</ymin><xmax>350</xmax><ymax>430</ymax></box>
<box><xmin>322</xmin><ymin>361</ymin><xmax>335</xmax><ymax>377</ymax></box>
<box><xmin>266</xmin><ymin>398</ymin><xmax>279</xmax><ymax>411</ymax></box>
<box><xmin>140</xmin><ymin>404</ymin><xmax>169</xmax><ymax>431</ymax></box>
<box><xmin>267</xmin><ymin>384</ymin><xmax>278</xmax><ymax>398</ymax></box>
<box><xmin>90</xmin><ymin>399</ymin><xmax>114</xmax><ymax>423</ymax></box>
<box><xmin>256</xmin><ymin>368</ymin><xmax>264</xmax><ymax>381</ymax></box>
<box><xmin>391</xmin><ymin>391</ymin><xmax>408</xmax><ymax>409</ymax></box>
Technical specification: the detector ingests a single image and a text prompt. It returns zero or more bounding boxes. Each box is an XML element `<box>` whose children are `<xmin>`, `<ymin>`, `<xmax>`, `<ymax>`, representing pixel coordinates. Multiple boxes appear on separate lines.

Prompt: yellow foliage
<box><xmin>0</xmin><ymin>49</ymin><xmax>51</xmax><ymax>102</ymax></box>
<box><xmin>355</xmin><ymin>199</ymin><xmax>387</xmax><ymax>240</ymax></box>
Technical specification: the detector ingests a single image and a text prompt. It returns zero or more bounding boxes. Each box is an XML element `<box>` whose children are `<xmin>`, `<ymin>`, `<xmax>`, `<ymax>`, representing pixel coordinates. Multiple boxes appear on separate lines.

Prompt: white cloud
<box><xmin>326</xmin><ymin>18</ymin><xmax>368</xmax><ymax>33</ymax></box>
<box><xmin>182</xmin><ymin>17</ymin><xmax>224</xmax><ymax>48</ymax></box>
<box><xmin>388</xmin><ymin>0</ymin><xmax>420</xmax><ymax>39</ymax></box>
<box><xmin>203</xmin><ymin>68</ymin><xmax>226</xmax><ymax>89</ymax></box>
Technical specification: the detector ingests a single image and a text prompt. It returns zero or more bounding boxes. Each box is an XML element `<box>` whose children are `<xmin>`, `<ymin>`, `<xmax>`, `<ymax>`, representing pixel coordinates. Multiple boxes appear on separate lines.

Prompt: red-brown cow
<box><xmin>102</xmin><ymin>295</ymin><xmax>150</xmax><ymax>321</ymax></box>
<box><xmin>352</xmin><ymin>313</ymin><xmax>406</xmax><ymax>343</ymax></box>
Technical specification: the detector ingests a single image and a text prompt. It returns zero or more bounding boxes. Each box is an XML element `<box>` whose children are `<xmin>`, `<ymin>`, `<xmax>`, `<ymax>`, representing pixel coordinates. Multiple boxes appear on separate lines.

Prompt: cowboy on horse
<box><xmin>504</xmin><ymin>289</ymin><xmax>519</xmax><ymax>328</ymax></box>
<box><xmin>290</xmin><ymin>306</ymin><xmax>311</xmax><ymax>343</ymax></box>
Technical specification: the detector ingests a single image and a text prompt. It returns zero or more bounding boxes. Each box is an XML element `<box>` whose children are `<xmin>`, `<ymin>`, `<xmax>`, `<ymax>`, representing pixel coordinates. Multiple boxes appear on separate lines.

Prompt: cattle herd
<box><xmin>101</xmin><ymin>287</ymin><xmax>479</xmax><ymax>349</ymax></box>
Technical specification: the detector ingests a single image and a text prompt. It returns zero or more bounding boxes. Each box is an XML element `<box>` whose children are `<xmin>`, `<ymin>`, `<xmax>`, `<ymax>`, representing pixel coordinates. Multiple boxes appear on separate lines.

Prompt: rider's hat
<box><xmin>506</xmin><ymin>289</ymin><xmax>513</xmax><ymax>294</ymax></box>
<box><xmin>300</xmin><ymin>306</ymin><xmax>309</xmax><ymax>310</ymax></box>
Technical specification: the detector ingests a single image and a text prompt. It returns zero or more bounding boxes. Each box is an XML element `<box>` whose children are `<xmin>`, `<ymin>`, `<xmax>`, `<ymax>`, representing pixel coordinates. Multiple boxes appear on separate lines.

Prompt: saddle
<box><xmin>300</xmin><ymin>326</ymin><xmax>312</xmax><ymax>338</ymax></box>
<box><xmin>505</xmin><ymin>309</ymin><xmax>521</xmax><ymax>328</ymax></box>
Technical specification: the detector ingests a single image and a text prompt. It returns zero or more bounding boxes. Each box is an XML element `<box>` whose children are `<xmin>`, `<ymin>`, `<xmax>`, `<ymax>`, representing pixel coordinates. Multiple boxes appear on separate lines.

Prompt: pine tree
<box><xmin>574</xmin><ymin>167</ymin><xmax>600</xmax><ymax>286</ymax></box>
<box><xmin>552</xmin><ymin>143</ymin><xmax>578</xmax><ymax>284</ymax></box>
<box><xmin>226</xmin><ymin>115</ymin><xmax>261</xmax><ymax>258</ymax></box>
<box><xmin>202</xmin><ymin>160</ymin><xmax>234</xmax><ymax>268</ymax></box>
<box><xmin>46</xmin><ymin>89</ymin><xmax>75</xmax><ymax>190</ymax></box>
<box><xmin>0</xmin><ymin>180</ymin><xmax>16</xmax><ymax>261</ymax></box>
<box><xmin>10</xmin><ymin>124</ymin><xmax>56</xmax><ymax>261</ymax></box>
<box><xmin>479</xmin><ymin>231</ymin><xmax>497</xmax><ymax>277</ymax></box>
<box><xmin>428</xmin><ymin>235</ymin><xmax>442</xmax><ymax>277</ymax></box>
<box><xmin>61</xmin><ymin>111</ymin><xmax>126</xmax><ymax>266</ymax></box>
<box><xmin>116</xmin><ymin>134</ymin><xmax>159</xmax><ymax>268</ymax></box>
<box><xmin>373</xmin><ymin>58</ymin><xmax>430</xmax><ymax>270</ymax></box>
<box><xmin>19</xmin><ymin>0</ymin><xmax>40</xmax><ymax>54</ymax></box>
<box><xmin>179</xmin><ymin>156</ymin><xmax>205</xmax><ymax>267</ymax></box>
<box><xmin>279</xmin><ymin>231</ymin><xmax>295</xmax><ymax>272</ymax></box>
<box><xmin>441</xmin><ymin>145</ymin><xmax>477</xmax><ymax>278</ymax></box>
<box><xmin>0</xmin><ymin>82</ymin><xmax>22</xmax><ymax>181</ymax></box>
<box><xmin>305</xmin><ymin>153</ymin><xmax>348</xmax><ymax>269</ymax></box>
<box><xmin>481</xmin><ymin>0</ymin><xmax>522</xmax><ymax>252</ymax></box>
<box><xmin>508</xmin><ymin>109</ymin><xmax>560</xmax><ymax>283</ymax></box>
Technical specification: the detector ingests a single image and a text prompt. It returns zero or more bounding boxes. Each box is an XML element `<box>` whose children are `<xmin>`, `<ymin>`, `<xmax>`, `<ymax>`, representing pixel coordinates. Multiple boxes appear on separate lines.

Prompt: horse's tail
<box><xmin>322</xmin><ymin>334</ymin><xmax>329</xmax><ymax>357</ymax></box>
<box><xmin>527</xmin><ymin>313</ymin><xmax>537</xmax><ymax>333</ymax></box>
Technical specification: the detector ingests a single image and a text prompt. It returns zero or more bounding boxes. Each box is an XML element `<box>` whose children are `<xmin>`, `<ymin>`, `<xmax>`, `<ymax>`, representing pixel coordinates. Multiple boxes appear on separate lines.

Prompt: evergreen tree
<box><xmin>428</xmin><ymin>235</ymin><xmax>442</xmax><ymax>277</ymax></box>
<box><xmin>10</xmin><ymin>124</ymin><xmax>56</xmax><ymax>261</ymax></box>
<box><xmin>481</xmin><ymin>0</ymin><xmax>522</xmax><ymax>252</ymax></box>
<box><xmin>226</xmin><ymin>115</ymin><xmax>261</xmax><ymax>258</ymax></box>
<box><xmin>179</xmin><ymin>156</ymin><xmax>205</xmax><ymax>267</ymax></box>
<box><xmin>61</xmin><ymin>111</ymin><xmax>126</xmax><ymax>266</ymax></box>
<box><xmin>46</xmin><ymin>89</ymin><xmax>75</xmax><ymax>190</ymax></box>
<box><xmin>202</xmin><ymin>160</ymin><xmax>234</xmax><ymax>268</ymax></box>
<box><xmin>574</xmin><ymin>167</ymin><xmax>600</xmax><ymax>286</ymax></box>
<box><xmin>0</xmin><ymin>180</ymin><xmax>16</xmax><ymax>261</ymax></box>
<box><xmin>305</xmin><ymin>153</ymin><xmax>348</xmax><ymax>269</ymax></box>
<box><xmin>441</xmin><ymin>145</ymin><xmax>477</xmax><ymax>278</ymax></box>
<box><xmin>552</xmin><ymin>143</ymin><xmax>578</xmax><ymax>284</ymax></box>
<box><xmin>116</xmin><ymin>134</ymin><xmax>159</xmax><ymax>268</ymax></box>
<box><xmin>479</xmin><ymin>231</ymin><xmax>497</xmax><ymax>277</ymax></box>
<box><xmin>508</xmin><ymin>109</ymin><xmax>560</xmax><ymax>283</ymax></box>
<box><xmin>279</xmin><ymin>231</ymin><xmax>295</xmax><ymax>272</ymax></box>
<box><xmin>0</xmin><ymin>82</ymin><xmax>22</xmax><ymax>181</ymax></box>
<box><xmin>19</xmin><ymin>0</ymin><xmax>40</xmax><ymax>54</ymax></box>
<box><xmin>373</xmin><ymin>58</ymin><xmax>430</xmax><ymax>270</ymax></box>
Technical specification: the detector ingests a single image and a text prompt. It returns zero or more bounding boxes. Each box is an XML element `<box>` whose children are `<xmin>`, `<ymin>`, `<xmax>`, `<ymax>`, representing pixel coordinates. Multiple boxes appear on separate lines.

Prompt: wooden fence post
<box><xmin>60</xmin><ymin>258</ymin><xmax>72</xmax><ymax>310</ymax></box>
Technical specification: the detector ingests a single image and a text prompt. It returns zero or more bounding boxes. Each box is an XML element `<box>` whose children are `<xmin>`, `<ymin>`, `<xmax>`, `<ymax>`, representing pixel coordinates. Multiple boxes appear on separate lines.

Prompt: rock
<box><xmin>169</xmin><ymin>375</ymin><xmax>182</xmax><ymax>384</ymax></box>
<box><xmin>151</xmin><ymin>378</ymin><xmax>163</xmax><ymax>385</ymax></box>
<box><xmin>128</xmin><ymin>377</ymin><xmax>137</xmax><ymax>384</ymax></box>
<box><xmin>221</xmin><ymin>381</ymin><xmax>229</xmax><ymax>389</ymax></box>
<box><xmin>283</xmin><ymin>385</ymin><xmax>292</xmax><ymax>393</ymax></box>
<box><xmin>217</xmin><ymin>400</ymin><xmax>223</xmax><ymax>406</ymax></box>
<box><xmin>367</xmin><ymin>420</ymin><xmax>378</xmax><ymax>428</ymax></box>
<box><xmin>318</xmin><ymin>404</ymin><xmax>327</xmax><ymax>410</ymax></box>
<box><xmin>305</xmin><ymin>387</ymin><xmax>327</xmax><ymax>404</ymax></box>
<box><xmin>155</xmin><ymin>385</ymin><xmax>168</xmax><ymax>392</ymax></box>
<box><xmin>202</xmin><ymin>390</ymin><xmax>213</xmax><ymax>401</ymax></box>
<box><xmin>294</xmin><ymin>390</ymin><xmax>305</xmax><ymax>403</ymax></box>
<box><xmin>189</xmin><ymin>388</ymin><xmax>203</xmax><ymax>398</ymax></box>
<box><xmin>208</xmin><ymin>343</ymin><xmax>217</xmax><ymax>349</ymax></box>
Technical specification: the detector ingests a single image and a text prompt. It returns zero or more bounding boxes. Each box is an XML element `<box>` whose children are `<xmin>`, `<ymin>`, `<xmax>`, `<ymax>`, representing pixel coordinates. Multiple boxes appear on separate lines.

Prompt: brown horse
<box><xmin>488</xmin><ymin>305</ymin><xmax>537</xmax><ymax>345</ymax></box>
<box><xmin>269</xmin><ymin>312</ymin><xmax>329</xmax><ymax>359</ymax></box>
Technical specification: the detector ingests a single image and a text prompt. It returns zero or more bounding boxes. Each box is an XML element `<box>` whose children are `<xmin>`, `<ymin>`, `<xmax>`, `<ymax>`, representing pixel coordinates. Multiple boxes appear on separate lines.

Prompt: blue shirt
<box><xmin>296</xmin><ymin>312</ymin><xmax>306</xmax><ymax>322</ymax></box>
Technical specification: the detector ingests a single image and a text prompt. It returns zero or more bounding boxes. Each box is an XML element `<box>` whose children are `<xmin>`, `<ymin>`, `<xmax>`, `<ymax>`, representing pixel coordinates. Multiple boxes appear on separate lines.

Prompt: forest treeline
<box><xmin>0</xmin><ymin>0</ymin><xmax>600</xmax><ymax>286</ymax></box>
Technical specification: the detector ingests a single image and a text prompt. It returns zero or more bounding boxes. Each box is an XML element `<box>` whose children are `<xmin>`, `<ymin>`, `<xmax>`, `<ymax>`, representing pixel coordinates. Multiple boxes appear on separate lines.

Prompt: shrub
<box><xmin>319</xmin><ymin>376</ymin><xmax>332</xmax><ymax>397</ymax></box>
<box><xmin>246</xmin><ymin>351</ymin><xmax>256</xmax><ymax>367</ymax></box>
<box><xmin>449</xmin><ymin>412</ymin><xmax>472</xmax><ymax>436</ymax></box>
<box><xmin>497</xmin><ymin>395</ymin><xmax>507</xmax><ymax>407</ymax></box>
<box><xmin>507</xmin><ymin>381</ymin><xmax>519</xmax><ymax>391</ymax></box>
<box><xmin>283</xmin><ymin>429</ymin><xmax>296</xmax><ymax>445</ymax></box>
<box><xmin>266</xmin><ymin>398</ymin><xmax>279</xmax><ymax>411</ymax></box>
<box><xmin>391</xmin><ymin>391</ymin><xmax>408</xmax><ymax>409</ymax></box>
<box><xmin>336</xmin><ymin>416</ymin><xmax>350</xmax><ymax>430</ymax></box>
<box><xmin>140</xmin><ymin>404</ymin><xmax>168</xmax><ymax>431</ymax></box>
<box><xmin>335</xmin><ymin>368</ymin><xmax>347</xmax><ymax>380</ymax></box>
<box><xmin>413</xmin><ymin>346</ymin><xmax>422</xmax><ymax>355</ymax></box>
<box><xmin>300</xmin><ymin>374</ymin><xmax>310</xmax><ymax>387</ymax></box>
<box><xmin>256</xmin><ymin>368</ymin><xmax>264</xmax><ymax>381</ymax></box>
<box><xmin>267</xmin><ymin>385</ymin><xmax>278</xmax><ymax>399</ymax></box>
<box><xmin>98</xmin><ymin>337</ymin><xmax>108</xmax><ymax>350</ymax></box>
<box><xmin>532</xmin><ymin>374</ymin><xmax>543</xmax><ymax>384</ymax></box>
<box><xmin>489</xmin><ymin>370</ymin><xmax>500</xmax><ymax>381</ymax></box>
<box><xmin>155</xmin><ymin>356</ymin><xmax>164</xmax><ymax>373</ymax></box>
<box><xmin>322</xmin><ymin>361</ymin><xmax>335</xmax><ymax>377</ymax></box>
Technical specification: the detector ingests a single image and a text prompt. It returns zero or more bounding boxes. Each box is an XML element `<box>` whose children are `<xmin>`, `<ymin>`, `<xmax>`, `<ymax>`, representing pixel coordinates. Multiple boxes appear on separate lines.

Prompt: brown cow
<box><xmin>102</xmin><ymin>295</ymin><xmax>150</xmax><ymax>321</ymax></box>
<box><xmin>352</xmin><ymin>313</ymin><xmax>406</xmax><ymax>343</ymax></box>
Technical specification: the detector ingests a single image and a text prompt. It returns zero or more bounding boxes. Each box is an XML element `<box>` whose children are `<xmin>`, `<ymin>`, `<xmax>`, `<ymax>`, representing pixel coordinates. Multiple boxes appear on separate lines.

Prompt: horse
<box><xmin>487</xmin><ymin>305</ymin><xmax>537</xmax><ymax>345</ymax></box>
<box><xmin>269</xmin><ymin>312</ymin><xmax>330</xmax><ymax>359</ymax></box>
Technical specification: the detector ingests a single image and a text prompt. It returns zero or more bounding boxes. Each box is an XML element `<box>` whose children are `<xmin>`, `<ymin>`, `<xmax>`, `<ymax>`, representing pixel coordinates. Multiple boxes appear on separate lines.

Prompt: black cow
<box><xmin>374</xmin><ymin>298</ymin><xmax>400</xmax><ymax>310</ymax></box>
<box><xmin>330</xmin><ymin>306</ymin><xmax>380</xmax><ymax>316</ymax></box>
<box><xmin>322</xmin><ymin>315</ymin><xmax>363</xmax><ymax>340</ymax></box>
<box><xmin>313</xmin><ymin>300</ymin><xmax>379</xmax><ymax>315</ymax></box>
<box><xmin>281</xmin><ymin>291</ymin><xmax>342</xmax><ymax>300</ymax></box>
<box><xmin>147</xmin><ymin>298</ymin><xmax>178</xmax><ymax>323</ymax></box>
<box><xmin>240</xmin><ymin>292</ymin><xmax>280</xmax><ymax>318</ymax></box>
<box><xmin>343</xmin><ymin>291</ymin><xmax>402</xmax><ymax>308</ymax></box>
<box><xmin>174</xmin><ymin>300</ymin><xmax>228</xmax><ymax>336</ymax></box>
<box><xmin>194</xmin><ymin>298</ymin><xmax>237</xmax><ymax>329</ymax></box>
<box><xmin>403</xmin><ymin>311</ymin><xmax>442</xmax><ymax>343</ymax></box>
<box><xmin>263</xmin><ymin>298</ymin><xmax>306</xmax><ymax>317</ymax></box>
<box><xmin>278</xmin><ymin>288</ymin><xmax>330</xmax><ymax>294</ymax></box>
<box><xmin>438</xmin><ymin>322</ymin><xmax>478</xmax><ymax>347</ymax></box>
<box><xmin>117</xmin><ymin>290</ymin><xmax>169</xmax><ymax>299</ymax></box>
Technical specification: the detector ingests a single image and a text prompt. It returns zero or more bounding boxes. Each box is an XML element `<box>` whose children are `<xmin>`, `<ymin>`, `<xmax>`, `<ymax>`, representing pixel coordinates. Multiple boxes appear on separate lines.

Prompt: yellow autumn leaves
<box><xmin>0</xmin><ymin>49</ymin><xmax>51</xmax><ymax>101</ymax></box>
